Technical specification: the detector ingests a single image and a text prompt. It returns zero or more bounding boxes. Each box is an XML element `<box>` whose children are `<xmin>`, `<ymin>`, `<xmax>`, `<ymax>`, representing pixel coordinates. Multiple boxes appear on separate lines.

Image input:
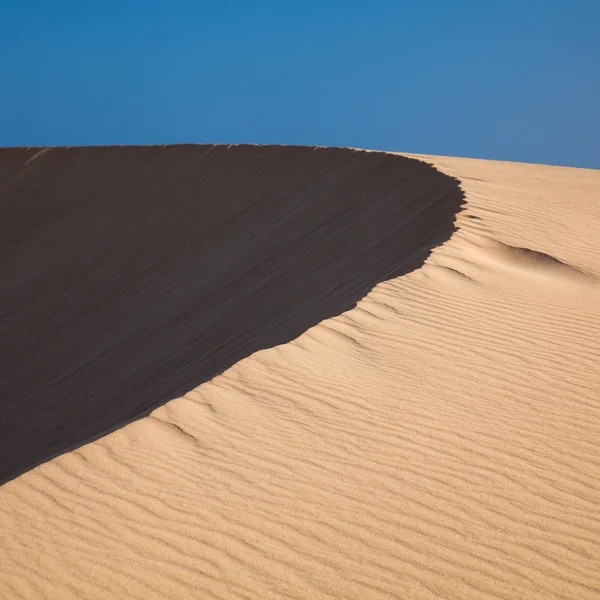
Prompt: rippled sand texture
<box><xmin>1</xmin><ymin>146</ymin><xmax>599</xmax><ymax>599</ymax></box>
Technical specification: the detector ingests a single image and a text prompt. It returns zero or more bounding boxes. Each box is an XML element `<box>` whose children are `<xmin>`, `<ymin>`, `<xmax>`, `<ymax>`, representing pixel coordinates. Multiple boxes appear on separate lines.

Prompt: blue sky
<box><xmin>1</xmin><ymin>1</ymin><xmax>598</xmax><ymax>167</ymax></box>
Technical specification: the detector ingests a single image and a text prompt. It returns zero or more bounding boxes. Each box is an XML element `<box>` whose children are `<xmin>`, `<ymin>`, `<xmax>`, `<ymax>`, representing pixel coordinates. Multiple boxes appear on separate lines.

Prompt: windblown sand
<box><xmin>1</xmin><ymin>145</ymin><xmax>599</xmax><ymax>599</ymax></box>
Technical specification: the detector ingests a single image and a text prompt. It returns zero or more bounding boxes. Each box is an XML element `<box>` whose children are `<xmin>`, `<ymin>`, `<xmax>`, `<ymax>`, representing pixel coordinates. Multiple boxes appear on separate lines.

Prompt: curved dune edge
<box><xmin>2</xmin><ymin>147</ymin><xmax>600</xmax><ymax>599</ymax></box>
<box><xmin>0</xmin><ymin>144</ymin><xmax>464</xmax><ymax>483</ymax></box>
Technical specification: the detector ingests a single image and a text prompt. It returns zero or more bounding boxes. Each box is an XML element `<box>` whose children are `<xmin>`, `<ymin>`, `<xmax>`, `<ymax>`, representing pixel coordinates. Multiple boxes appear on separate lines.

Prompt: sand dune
<box><xmin>1</xmin><ymin>145</ymin><xmax>599</xmax><ymax>599</ymax></box>
<box><xmin>0</xmin><ymin>145</ymin><xmax>463</xmax><ymax>484</ymax></box>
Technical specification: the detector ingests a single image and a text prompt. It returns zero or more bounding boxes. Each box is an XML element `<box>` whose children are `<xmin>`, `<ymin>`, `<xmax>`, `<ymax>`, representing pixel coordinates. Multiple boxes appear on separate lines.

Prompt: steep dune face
<box><xmin>2</xmin><ymin>147</ymin><xmax>600</xmax><ymax>600</ymax></box>
<box><xmin>0</xmin><ymin>145</ymin><xmax>463</xmax><ymax>483</ymax></box>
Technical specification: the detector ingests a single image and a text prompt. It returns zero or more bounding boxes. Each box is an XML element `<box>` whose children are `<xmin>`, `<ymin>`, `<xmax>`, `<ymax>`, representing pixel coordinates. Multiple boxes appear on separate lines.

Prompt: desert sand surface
<box><xmin>1</xmin><ymin>145</ymin><xmax>599</xmax><ymax>599</ymax></box>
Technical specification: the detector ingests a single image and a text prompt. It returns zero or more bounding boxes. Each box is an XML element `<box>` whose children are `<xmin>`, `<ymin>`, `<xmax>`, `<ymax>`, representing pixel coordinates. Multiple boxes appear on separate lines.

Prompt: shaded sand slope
<box><xmin>0</xmin><ymin>145</ymin><xmax>463</xmax><ymax>483</ymax></box>
<box><xmin>2</xmin><ymin>147</ymin><xmax>600</xmax><ymax>599</ymax></box>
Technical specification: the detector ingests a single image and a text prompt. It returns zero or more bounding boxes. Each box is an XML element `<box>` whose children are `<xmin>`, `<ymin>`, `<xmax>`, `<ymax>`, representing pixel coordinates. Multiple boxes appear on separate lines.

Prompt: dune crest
<box><xmin>0</xmin><ymin>145</ymin><xmax>463</xmax><ymax>483</ymax></box>
<box><xmin>2</xmin><ymin>146</ymin><xmax>600</xmax><ymax>599</ymax></box>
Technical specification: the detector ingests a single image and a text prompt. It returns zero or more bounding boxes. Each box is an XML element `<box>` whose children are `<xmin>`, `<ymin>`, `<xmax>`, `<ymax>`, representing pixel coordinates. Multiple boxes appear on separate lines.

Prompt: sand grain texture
<box><xmin>1</xmin><ymin>145</ymin><xmax>599</xmax><ymax>599</ymax></box>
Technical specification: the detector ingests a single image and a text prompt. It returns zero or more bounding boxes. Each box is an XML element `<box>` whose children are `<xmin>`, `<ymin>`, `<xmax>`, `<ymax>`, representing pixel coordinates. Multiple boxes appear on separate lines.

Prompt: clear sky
<box><xmin>1</xmin><ymin>1</ymin><xmax>598</xmax><ymax>168</ymax></box>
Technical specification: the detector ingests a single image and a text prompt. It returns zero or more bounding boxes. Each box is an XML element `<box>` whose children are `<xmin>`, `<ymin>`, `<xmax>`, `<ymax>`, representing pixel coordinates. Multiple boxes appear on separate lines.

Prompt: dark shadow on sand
<box><xmin>0</xmin><ymin>145</ymin><xmax>464</xmax><ymax>484</ymax></box>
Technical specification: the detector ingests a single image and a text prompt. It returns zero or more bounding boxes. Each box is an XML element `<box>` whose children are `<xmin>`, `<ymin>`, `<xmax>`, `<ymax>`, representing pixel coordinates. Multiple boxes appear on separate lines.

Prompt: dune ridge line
<box><xmin>0</xmin><ymin>144</ymin><xmax>464</xmax><ymax>483</ymax></box>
